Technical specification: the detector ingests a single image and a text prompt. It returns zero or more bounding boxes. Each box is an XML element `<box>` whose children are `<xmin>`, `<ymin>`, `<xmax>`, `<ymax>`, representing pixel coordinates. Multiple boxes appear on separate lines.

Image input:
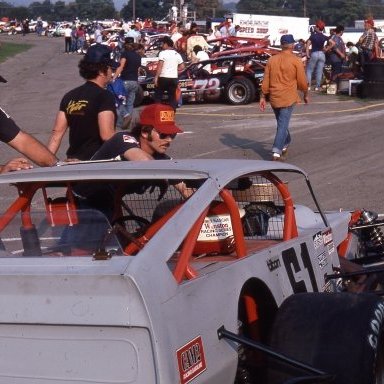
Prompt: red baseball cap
<box><xmin>140</xmin><ymin>104</ymin><xmax>183</xmax><ymax>134</ymax></box>
<box><xmin>365</xmin><ymin>18</ymin><xmax>375</xmax><ymax>27</ymax></box>
<box><xmin>315</xmin><ymin>20</ymin><xmax>325</xmax><ymax>31</ymax></box>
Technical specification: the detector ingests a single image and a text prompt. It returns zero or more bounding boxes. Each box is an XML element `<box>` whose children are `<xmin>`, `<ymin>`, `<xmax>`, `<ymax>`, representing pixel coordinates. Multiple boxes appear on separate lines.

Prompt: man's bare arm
<box><xmin>9</xmin><ymin>131</ymin><xmax>57</xmax><ymax>167</ymax></box>
<box><xmin>47</xmin><ymin>111</ymin><xmax>68</xmax><ymax>155</ymax></box>
<box><xmin>98</xmin><ymin>110</ymin><xmax>116</xmax><ymax>142</ymax></box>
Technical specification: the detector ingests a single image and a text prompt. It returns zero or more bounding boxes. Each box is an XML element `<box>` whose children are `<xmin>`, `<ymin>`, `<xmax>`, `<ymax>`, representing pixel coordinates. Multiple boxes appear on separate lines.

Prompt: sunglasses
<box><xmin>155</xmin><ymin>131</ymin><xmax>177</xmax><ymax>140</ymax></box>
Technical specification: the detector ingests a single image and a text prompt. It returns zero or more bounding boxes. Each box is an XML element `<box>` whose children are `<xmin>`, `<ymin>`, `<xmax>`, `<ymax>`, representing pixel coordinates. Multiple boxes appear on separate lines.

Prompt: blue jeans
<box><xmin>123</xmin><ymin>80</ymin><xmax>139</xmax><ymax>116</ymax></box>
<box><xmin>306</xmin><ymin>51</ymin><xmax>326</xmax><ymax>88</ymax></box>
<box><xmin>272</xmin><ymin>105</ymin><xmax>294</xmax><ymax>155</ymax></box>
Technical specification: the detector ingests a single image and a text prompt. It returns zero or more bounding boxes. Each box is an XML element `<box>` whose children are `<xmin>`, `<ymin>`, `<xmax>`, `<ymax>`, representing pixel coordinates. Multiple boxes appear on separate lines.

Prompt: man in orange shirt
<box><xmin>259</xmin><ymin>34</ymin><xmax>309</xmax><ymax>161</ymax></box>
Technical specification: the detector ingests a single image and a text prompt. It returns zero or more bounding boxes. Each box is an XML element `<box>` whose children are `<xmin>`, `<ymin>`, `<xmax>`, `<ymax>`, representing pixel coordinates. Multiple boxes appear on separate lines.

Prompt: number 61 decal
<box><xmin>282</xmin><ymin>242</ymin><xmax>319</xmax><ymax>293</ymax></box>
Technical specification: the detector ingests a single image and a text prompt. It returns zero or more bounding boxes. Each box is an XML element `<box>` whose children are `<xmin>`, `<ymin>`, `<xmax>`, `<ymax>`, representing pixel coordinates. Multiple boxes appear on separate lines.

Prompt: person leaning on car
<box><xmin>72</xmin><ymin>103</ymin><xmax>191</xmax><ymax>219</ymax></box>
<box><xmin>0</xmin><ymin>106</ymin><xmax>58</xmax><ymax>174</ymax></box>
<box><xmin>259</xmin><ymin>34</ymin><xmax>309</xmax><ymax>161</ymax></box>
<box><xmin>47</xmin><ymin>44</ymin><xmax>118</xmax><ymax>161</ymax></box>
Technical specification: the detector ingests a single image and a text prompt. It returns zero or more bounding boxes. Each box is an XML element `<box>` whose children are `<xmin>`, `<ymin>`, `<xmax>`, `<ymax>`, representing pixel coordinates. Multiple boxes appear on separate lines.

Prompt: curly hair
<box><xmin>130</xmin><ymin>123</ymin><xmax>153</xmax><ymax>139</ymax></box>
<box><xmin>78</xmin><ymin>58</ymin><xmax>109</xmax><ymax>80</ymax></box>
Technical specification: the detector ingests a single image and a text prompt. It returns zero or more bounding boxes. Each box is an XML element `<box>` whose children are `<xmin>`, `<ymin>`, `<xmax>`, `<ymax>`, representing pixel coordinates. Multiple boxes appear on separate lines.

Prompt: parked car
<box><xmin>137</xmin><ymin>53</ymin><xmax>266</xmax><ymax>106</ymax></box>
<box><xmin>0</xmin><ymin>159</ymin><xmax>383</xmax><ymax>383</ymax></box>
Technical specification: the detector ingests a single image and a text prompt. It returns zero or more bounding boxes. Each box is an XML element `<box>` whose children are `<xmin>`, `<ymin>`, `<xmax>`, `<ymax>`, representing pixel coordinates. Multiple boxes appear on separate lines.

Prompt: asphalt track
<box><xmin>1</xmin><ymin>33</ymin><xmax>384</xmax><ymax>213</ymax></box>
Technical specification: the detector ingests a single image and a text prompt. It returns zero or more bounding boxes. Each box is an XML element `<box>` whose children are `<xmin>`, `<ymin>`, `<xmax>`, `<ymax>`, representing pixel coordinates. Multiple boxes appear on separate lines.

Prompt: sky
<box><xmin>10</xmin><ymin>0</ymin><xmax>236</xmax><ymax>12</ymax></box>
<box><xmin>10</xmin><ymin>0</ymin><xmax>127</xmax><ymax>11</ymax></box>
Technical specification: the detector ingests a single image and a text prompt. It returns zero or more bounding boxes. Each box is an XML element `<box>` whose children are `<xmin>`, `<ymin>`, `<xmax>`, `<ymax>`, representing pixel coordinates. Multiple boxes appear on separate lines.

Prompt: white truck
<box><xmin>231</xmin><ymin>13</ymin><xmax>310</xmax><ymax>46</ymax></box>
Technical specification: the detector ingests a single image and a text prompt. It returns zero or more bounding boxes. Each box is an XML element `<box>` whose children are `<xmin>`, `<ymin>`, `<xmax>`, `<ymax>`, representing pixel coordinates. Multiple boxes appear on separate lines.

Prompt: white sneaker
<box><xmin>272</xmin><ymin>153</ymin><xmax>282</xmax><ymax>161</ymax></box>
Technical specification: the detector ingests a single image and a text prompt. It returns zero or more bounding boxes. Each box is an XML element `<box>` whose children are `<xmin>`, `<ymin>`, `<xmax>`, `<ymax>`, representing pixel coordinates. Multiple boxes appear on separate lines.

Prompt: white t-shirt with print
<box><xmin>158</xmin><ymin>49</ymin><xmax>184</xmax><ymax>78</ymax></box>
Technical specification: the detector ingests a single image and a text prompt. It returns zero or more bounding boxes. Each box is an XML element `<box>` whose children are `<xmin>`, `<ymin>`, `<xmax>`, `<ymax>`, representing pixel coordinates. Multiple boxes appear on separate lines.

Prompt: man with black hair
<box><xmin>154</xmin><ymin>36</ymin><xmax>185</xmax><ymax>110</ymax></box>
<box><xmin>48</xmin><ymin>44</ymin><xmax>118</xmax><ymax>161</ymax></box>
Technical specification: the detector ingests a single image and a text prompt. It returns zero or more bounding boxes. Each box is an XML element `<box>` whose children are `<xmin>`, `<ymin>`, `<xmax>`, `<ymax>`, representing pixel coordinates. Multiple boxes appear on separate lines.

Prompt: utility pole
<box><xmin>133</xmin><ymin>0</ymin><xmax>136</xmax><ymax>20</ymax></box>
<box><xmin>303</xmin><ymin>0</ymin><xmax>307</xmax><ymax>17</ymax></box>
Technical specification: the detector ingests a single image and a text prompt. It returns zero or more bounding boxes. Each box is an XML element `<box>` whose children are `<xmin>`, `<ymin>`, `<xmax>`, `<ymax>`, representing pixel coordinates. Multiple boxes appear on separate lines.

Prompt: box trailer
<box><xmin>231</xmin><ymin>13</ymin><xmax>309</xmax><ymax>46</ymax></box>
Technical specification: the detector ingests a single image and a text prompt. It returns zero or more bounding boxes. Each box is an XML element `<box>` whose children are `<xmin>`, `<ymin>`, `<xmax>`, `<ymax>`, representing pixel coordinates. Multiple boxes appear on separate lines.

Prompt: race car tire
<box><xmin>360</xmin><ymin>81</ymin><xmax>384</xmax><ymax>99</ymax></box>
<box><xmin>267</xmin><ymin>292</ymin><xmax>384</xmax><ymax>384</ymax></box>
<box><xmin>134</xmin><ymin>86</ymin><xmax>144</xmax><ymax>107</ymax></box>
<box><xmin>224</xmin><ymin>77</ymin><xmax>256</xmax><ymax>105</ymax></box>
<box><xmin>363</xmin><ymin>62</ymin><xmax>384</xmax><ymax>82</ymax></box>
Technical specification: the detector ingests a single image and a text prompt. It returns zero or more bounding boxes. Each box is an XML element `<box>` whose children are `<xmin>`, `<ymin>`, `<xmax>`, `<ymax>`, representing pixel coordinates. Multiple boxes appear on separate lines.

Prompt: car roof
<box><xmin>0</xmin><ymin>159</ymin><xmax>307</xmax><ymax>185</ymax></box>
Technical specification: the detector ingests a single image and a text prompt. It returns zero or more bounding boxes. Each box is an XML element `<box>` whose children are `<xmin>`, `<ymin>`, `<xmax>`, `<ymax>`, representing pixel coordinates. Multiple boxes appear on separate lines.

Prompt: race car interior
<box><xmin>0</xmin><ymin>170</ymin><xmax>328</xmax><ymax>281</ymax></box>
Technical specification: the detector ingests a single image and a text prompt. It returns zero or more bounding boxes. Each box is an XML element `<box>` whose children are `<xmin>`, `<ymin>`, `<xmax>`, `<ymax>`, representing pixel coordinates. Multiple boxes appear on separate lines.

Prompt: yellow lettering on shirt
<box><xmin>66</xmin><ymin>100</ymin><xmax>88</xmax><ymax>114</ymax></box>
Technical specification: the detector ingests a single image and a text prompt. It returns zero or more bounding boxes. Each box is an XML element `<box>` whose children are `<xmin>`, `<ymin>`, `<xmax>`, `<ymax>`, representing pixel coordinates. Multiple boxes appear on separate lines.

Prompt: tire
<box><xmin>363</xmin><ymin>62</ymin><xmax>384</xmax><ymax>82</ymax></box>
<box><xmin>268</xmin><ymin>292</ymin><xmax>384</xmax><ymax>384</ymax></box>
<box><xmin>379</xmin><ymin>38</ymin><xmax>384</xmax><ymax>50</ymax></box>
<box><xmin>224</xmin><ymin>77</ymin><xmax>256</xmax><ymax>105</ymax></box>
<box><xmin>360</xmin><ymin>81</ymin><xmax>384</xmax><ymax>99</ymax></box>
<box><xmin>134</xmin><ymin>85</ymin><xmax>144</xmax><ymax>107</ymax></box>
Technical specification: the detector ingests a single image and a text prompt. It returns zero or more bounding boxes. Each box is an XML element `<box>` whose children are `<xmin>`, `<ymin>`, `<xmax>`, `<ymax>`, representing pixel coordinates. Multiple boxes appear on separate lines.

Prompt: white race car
<box><xmin>0</xmin><ymin>159</ymin><xmax>382</xmax><ymax>384</ymax></box>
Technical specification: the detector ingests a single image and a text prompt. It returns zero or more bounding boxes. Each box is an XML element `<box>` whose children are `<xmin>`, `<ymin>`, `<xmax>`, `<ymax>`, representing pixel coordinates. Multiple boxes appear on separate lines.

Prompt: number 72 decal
<box><xmin>193</xmin><ymin>78</ymin><xmax>220</xmax><ymax>90</ymax></box>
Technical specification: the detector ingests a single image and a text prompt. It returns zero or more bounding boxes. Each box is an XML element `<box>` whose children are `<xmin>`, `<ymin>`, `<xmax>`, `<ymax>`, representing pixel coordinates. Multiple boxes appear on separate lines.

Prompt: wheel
<box><xmin>360</xmin><ymin>81</ymin><xmax>384</xmax><ymax>99</ymax></box>
<box><xmin>224</xmin><ymin>77</ymin><xmax>256</xmax><ymax>105</ymax></box>
<box><xmin>134</xmin><ymin>85</ymin><xmax>144</xmax><ymax>107</ymax></box>
<box><xmin>363</xmin><ymin>62</ymin><xmax>384</xmax><ymax>82</ymax></box>
<box><xmin>268</xmin><ymin>292</ymin><xmax>384</xmax><ymax>384</ymax></box>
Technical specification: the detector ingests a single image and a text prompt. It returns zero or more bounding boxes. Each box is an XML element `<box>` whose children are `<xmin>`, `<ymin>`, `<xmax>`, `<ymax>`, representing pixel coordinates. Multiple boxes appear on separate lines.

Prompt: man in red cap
<box><xmin>90</xmin><ymin>103</ymin><xmax>183</xmax><ymax>162</ymax></box>
<box><xmin>305</xmin><ymin>20</ymin><xmax>334</xmax><ymax>91</ymax></box>
<box><xmin>358</xmin><ymin>18</ymin><xmax>379</xmax><ymax>66</ymax></box>
<box><xmin>71</xmin><ymin>104</ymin><xmax>189</xmax><ymax>216</ymax></box>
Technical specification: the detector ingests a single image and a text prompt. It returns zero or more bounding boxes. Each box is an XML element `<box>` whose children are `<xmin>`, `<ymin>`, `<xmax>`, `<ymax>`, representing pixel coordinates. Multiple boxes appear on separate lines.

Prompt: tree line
<box><xmin>1</xmin><ymin>0</ymin><xmax>383</xmax><ymax>27</ymax></box>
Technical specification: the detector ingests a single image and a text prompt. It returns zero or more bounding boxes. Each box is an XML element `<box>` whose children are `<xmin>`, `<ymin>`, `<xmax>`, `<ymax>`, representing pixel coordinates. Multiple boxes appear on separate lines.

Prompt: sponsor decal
<box><xmin>322</xmin><ymin>281</ymin><xmax>333</xmax><ymax>292</ymax></box>
<box><xmin>122</xmin><ymin>135</ymin><xmax>138</xmax><ymax>144</ymax></box>
<box><xmin>179</xmin><ymin>80</ymin><xmax>193</xmax><ymax>88</ymax></box>
<box><xmin>322</xmin><ymin>229</ymin><xmax>333</xmax><ymax>245</ymax></box>
<box><xmin>177</xmin><ymin>336</ymin><xmax>207</xmax><ymax>384</ymax></box>
<box><xmin>313</xmin><ymin>232</ymin><xmax>323</xmax><ymax>250</ymax></box>
<box><xmin>327</xmin><ymin>241</ymin><xmax>335</xmax><ymax>255</ymax></box>
<box><xmin>267</xmin><ymin>256</ymin><xmax>281</xmax><ymax>271</ymax></box>
<box><xmin>317</xmin><ymin>251</ymin><xmax>328</xmax><ymax>269</ymax></box>
<box><xmin>197</xmin><ymin>214</ymin><xmax>233</xmax><ymax>241</ymax></box>
<box><xmin>160</xmin><ymin>110</ymin><xmax>175</xmax><ymax>123</ymax></box>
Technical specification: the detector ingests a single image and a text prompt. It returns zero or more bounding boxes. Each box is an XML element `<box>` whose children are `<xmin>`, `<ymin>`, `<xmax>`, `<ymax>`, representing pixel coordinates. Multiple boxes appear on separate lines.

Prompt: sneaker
<box><xmin>282</xmin><ymin>146</ymin><xmax>288</xmax><ymax>155</ymax></box>
<box><xmin>314</xmin><ymin>87</ymin><xmax>320</xmax><ymax>91</ymax></box>
<box><xmin>272</xmin><ymin>153</ymin><xmax>283</xmax><ymax>161</ymax></box>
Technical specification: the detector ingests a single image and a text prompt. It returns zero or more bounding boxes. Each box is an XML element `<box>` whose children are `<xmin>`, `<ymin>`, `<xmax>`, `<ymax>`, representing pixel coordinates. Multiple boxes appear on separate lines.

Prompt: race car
<box><xmin>136</xmin><ymin>53</ymin><xmax>266</xmax><ymax>106</ymax></box>
<box><xmin>0</xmin><ymin>159</ymin><xmax>383</xmax><ymax>383</ymax></box>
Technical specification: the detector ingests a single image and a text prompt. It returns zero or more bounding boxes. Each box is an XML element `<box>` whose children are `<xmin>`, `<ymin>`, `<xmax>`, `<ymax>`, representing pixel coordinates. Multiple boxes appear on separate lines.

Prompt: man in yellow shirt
<box><xmin>259</xmin><ymin>34</ymin><xmax>309</xmax><ymax>161</ymax></box>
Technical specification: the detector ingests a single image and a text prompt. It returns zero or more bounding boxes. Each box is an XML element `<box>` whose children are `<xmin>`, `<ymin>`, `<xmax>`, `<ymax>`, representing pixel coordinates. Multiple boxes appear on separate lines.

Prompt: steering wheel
<box><xmin>111</xmin><ymin>215</ymin><xmax>151</xmax><ymax>249</ymax></box>
<box><xmin>124</xmin><ymin>203</ymin><xmax>183</xmax><ymax>255</ymax></box>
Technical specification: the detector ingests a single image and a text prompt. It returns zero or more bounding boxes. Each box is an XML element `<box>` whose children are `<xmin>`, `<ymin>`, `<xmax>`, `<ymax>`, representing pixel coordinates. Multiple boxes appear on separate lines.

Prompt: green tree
<box><xmin>121</xmin><ymin>0</ymin><xmax>168</xmax><ymax>20</ymax></box>
<box><xmin>236</xmin><ymin>0</ymin><xmax>282</xmax><ymax>15</ymax></box>
<box><xmin>29</xmin><ymin>0</ymin><xmax>54</xmax><ymax>20</ymax></box>
<box><xmin>190</xmin><ymin>0</ymin><xmax>220</xmax><ymax>19</ymax></box>
<box><xmin>8</xmin><ymin>6</ymin><xmax>29</xmax><ymax>20</ymax></box>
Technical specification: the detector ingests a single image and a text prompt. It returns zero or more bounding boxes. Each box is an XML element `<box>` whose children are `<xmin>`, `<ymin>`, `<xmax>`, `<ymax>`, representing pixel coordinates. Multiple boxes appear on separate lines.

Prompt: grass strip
<box><xmin>0</xmin><ymin>41</ymin><xmax>32</xmax><ymax>63</ymax></box>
